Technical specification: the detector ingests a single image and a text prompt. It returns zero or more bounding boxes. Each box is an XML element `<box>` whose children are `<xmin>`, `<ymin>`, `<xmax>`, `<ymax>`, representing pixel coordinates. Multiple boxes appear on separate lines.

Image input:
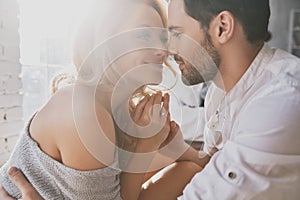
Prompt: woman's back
<box><xmin>0</xmin><ymin>85</ymin><xmax>121</xmax><ymax>199</ymax></box>
<box><xmin>30</xmin><ymin>85</ymin><xmax>116</xmax><ymax>170</ymax></box>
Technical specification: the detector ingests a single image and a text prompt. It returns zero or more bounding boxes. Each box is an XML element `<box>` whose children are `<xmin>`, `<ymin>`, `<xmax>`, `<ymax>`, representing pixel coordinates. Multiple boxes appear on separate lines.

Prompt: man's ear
<box><xmin>210</xmin><ymin>11</ymin><xmax>235</xmax><ymax>44</ymax></box>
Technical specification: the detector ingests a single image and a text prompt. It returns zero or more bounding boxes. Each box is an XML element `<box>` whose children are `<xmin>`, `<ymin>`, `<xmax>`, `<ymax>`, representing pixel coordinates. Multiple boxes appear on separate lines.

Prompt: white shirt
<box><xmin>169</xmin><ymin>83</ymin><xmax>205</xmax><ymax>142</ymax></box>
<box><xmin>179</xmin><ymin>44</ymin><xmax>300</xmax><ymax>199</ymax></box>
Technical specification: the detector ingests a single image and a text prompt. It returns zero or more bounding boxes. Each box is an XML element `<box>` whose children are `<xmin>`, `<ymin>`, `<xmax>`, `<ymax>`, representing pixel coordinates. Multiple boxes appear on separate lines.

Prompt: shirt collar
<box><xmin>224</xmin><ymin>43</ymin><xmax>274</xmax><ymax>102</ymax></box>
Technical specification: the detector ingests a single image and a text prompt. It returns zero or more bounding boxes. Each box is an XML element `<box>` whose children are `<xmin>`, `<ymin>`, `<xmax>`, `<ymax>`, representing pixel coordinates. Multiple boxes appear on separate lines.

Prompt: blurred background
<box><xmin>0</xmin><ymin>0</ymin><xmax>300</xmax><ymax>165</ymax></box>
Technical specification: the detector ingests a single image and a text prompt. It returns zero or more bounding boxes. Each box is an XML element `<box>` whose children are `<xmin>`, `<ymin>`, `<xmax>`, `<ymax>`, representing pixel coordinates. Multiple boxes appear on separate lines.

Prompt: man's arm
<box><xmin>0</xmin><ymin>167</ymin><xmax>43</xmax><ymax>200</ymax></box>
<box><xmin>179</xmin><ymin>88</ymin><xmax>300</xmax><ymax>199</ymax></box>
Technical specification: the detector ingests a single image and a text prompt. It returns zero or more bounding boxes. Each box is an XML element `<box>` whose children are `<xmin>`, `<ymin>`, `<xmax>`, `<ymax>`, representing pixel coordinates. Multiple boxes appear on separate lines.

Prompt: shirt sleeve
<box><xmin>234</xmin><ymin>82</ymin><xmax>300</xmax><ymax>155</ymax></box>
<box><xmin>179</xmin><ymin>81</ymin><xmax>300</xmax><ymax>200</ymax></box>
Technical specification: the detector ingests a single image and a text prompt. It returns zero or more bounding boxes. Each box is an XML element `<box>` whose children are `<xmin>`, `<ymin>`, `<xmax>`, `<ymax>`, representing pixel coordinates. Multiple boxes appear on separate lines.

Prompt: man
<box><xmin>1</xmin><ymin>0</ymin><xmax>300</xmax><ymax>199</ymax></box>
<box><xmin>166</xmin><ymin>0</ymin><xmax>300</xmax><ymax>199</ymax></box>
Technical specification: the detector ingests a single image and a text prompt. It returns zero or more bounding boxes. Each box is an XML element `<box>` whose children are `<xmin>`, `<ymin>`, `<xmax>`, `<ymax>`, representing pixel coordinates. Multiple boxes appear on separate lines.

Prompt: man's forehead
<box><xmin>168</xmin><ymin>0</ymin><xmax>185</xmax><ymax>14</ymax></box>
<box><xmin>168</xmin><ymin>0</ymin><xmax>200</xmax><ymax>32</ymax></box>
<box><xmin>168</xmin><ymin>0</ymin><xmax>188</xmax><ymax>27</ymax></box>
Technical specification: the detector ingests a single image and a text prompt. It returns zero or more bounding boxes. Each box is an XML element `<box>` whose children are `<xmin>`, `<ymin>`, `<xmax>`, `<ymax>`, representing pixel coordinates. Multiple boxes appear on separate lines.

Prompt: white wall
<box><xmin>268</xmin><ymin>0</ymin><xmax>300</xmax><ymax>51</ymax></box>
<box><xmin>0</xmin><ymin>0</ymin><xmax>23</xmax><ymax>166</ymax></box>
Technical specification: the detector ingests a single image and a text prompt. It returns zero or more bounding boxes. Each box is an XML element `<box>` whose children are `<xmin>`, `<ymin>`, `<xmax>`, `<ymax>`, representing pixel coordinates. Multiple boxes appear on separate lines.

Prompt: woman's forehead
<box><xmin>123</xmin><ymin>3</ymin><xmax>164</xmax><ymax>29</ymax></box>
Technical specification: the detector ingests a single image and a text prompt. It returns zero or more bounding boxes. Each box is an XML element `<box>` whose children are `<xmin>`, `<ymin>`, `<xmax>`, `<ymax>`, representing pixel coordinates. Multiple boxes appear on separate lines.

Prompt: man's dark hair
<box><xmin>183</xmin><ymin>0</ymin><xmax>271</xmax><ymax>43</ymax></box>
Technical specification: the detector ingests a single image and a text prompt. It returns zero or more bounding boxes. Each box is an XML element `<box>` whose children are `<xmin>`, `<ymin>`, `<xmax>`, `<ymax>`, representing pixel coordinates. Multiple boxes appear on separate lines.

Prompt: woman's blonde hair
<box><xmin>52</xmin><ymin>0</ymin><xmax>169</xmax><ymax>94</ymax></box>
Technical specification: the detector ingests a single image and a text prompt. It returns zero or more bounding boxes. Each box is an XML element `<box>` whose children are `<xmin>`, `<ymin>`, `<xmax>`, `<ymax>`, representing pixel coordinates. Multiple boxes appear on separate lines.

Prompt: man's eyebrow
<box><xmin>168</xmin><ymin>26</ymin><xmax>183</xmax><ymax>32</ymax></box>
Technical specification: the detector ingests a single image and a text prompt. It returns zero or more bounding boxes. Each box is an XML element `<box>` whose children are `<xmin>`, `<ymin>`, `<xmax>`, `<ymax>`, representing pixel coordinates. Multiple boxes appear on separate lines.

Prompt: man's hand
<box><xmin>0</xmin><ymin>185</ymin><xmax>14</xmax><ymax>200</ymax></box>
<box><xmin>0</xmin><ymin>167</ymin><xmax>43</xmax><ymax>200</ymax></box>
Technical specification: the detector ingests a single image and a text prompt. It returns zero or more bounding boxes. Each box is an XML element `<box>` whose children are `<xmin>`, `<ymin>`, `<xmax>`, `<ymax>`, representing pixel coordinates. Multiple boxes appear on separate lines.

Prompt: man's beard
<box><xmin>179</xmin><ymin>32</ymin><xmax>220</xmax><ymax>86</ymax></box>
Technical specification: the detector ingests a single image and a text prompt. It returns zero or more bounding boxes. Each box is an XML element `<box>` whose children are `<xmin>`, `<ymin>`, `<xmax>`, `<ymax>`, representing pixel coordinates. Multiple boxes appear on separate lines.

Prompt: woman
<box><xmin>1</xmin><ymin>0</ymin><xmax>213</xmax><ymax>199</ymax></box>
<box><xmin>0</xmin><ymin>0</ymin><xmax>171</xmax><ymax>199</ymax></box>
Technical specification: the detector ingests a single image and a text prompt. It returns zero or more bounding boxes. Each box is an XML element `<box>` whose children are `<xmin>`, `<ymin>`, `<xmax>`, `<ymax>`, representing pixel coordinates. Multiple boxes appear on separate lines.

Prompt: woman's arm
<box><xmin>159</xmin><ymin>121</ymin><xmax>218</xmax><ymax>168</ymax></box>
<box><xmin>120</xmin><ymin>93</ymin><xmax>172</xmax><ymax>200</ymax></box>
<box><xmin>139</xmin><ymin>161</ymin><xmax>203</xmax><ymax>200</ymax></box>
<box><xmin>176</xmin><ymin>143</ymin><xmax>218</xmax><ymax>167</ymax></box>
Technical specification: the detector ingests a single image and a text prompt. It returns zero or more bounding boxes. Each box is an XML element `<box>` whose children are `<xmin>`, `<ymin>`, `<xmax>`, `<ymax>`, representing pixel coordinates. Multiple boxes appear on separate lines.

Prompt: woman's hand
<box><xmin>158</xmin><ymin>121</ymin><xmax>190</xmax><ymax>158</ymax></box>
<box><xmin>159</xmin><ymin>121</ymin><xmax>219</xmax><ymax>167</ymax></box>
<box><xmin>0</xmin><ymin>167</ymin><xmax>43</xmax><ymax>200</ymax></box>
<box><xmin>120</xmin><ymin>92</ymin><xmax>171</xmax><ymax>200</ymax></box>
<box><xmin>131</xmin><ymin>92</ymin><xmax>171</xmax><ymax>152</ymax></box>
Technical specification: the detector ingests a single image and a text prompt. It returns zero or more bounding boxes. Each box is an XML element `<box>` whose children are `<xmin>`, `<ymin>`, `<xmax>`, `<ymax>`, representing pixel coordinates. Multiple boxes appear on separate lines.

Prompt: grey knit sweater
<box><xmin>0</xmin><ymin>118</ymin><xmax>122</xmax><ymax>200</ymax></box>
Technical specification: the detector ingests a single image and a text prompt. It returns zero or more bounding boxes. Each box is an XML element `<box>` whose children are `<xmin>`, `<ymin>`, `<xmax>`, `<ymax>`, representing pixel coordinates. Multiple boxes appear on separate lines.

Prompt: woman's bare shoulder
<box><xmin>30</xmin><ymin>85</ymin><xmax>116</xmax><ymax>170</ymax></box>
<box><xmin>28</xmin><ymin>86</ymin><xmax>75</xmax><ymax>161</ymax></box>
<box><xmin>30</xmin><ymin>85</ymin><xmax>74</xmax><ymax>135</ymax></box>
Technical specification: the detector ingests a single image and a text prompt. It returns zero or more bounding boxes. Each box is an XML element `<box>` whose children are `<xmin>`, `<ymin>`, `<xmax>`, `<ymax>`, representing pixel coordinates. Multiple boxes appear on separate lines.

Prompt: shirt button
<box><xmin>228</xmin><ymin>172</ymin><xmax>237</xmax><ymax>179</ymax></box>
